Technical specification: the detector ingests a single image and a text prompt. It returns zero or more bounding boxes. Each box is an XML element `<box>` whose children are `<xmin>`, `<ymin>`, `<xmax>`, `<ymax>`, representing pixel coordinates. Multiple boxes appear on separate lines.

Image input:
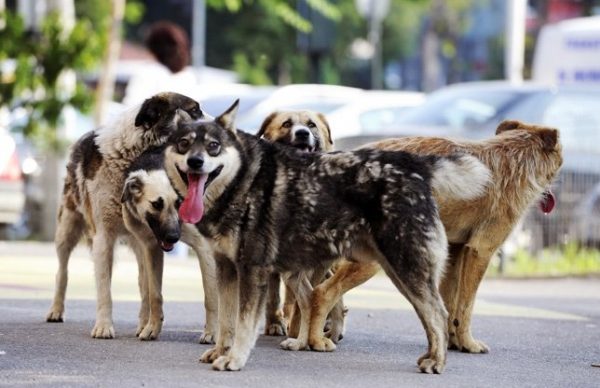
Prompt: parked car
<box><xmin>236</xmin><ymin>84</ymin><xmax>365</xmax><ymax>133</ymax></box>
<box><xmin>335</xmin><ymin>81</ymin><xmax>600</xmax><ymax>251</ymax></box>
<box><xmin>326</xmin><ymin>90</ymin><xmax>425</xmax><ymax>140</ymax></box>
<box><xmin>0</xmin><ymin>128</ymin><xmax>25</xmax><ymax>238</ymax></box>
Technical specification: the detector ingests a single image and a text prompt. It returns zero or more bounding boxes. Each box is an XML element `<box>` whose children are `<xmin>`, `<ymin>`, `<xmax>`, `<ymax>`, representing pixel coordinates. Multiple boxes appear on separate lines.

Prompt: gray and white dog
<box><xmin>46</xmin><ymin>92</ymin><xmax>210</xmax><ymax>340</ymax></box>
<box><xmin>164</xmin><ymin>100</ymin><xmax>490</xmax><ymax>374</ymax></box>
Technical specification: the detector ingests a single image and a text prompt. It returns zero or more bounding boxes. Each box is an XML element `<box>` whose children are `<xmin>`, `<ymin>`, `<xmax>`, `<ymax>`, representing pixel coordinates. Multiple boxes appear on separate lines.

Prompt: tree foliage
<box><xmin>0</xmin><ymin>10</ymin><xmax>101</xmax><ymax>150</ymax></box>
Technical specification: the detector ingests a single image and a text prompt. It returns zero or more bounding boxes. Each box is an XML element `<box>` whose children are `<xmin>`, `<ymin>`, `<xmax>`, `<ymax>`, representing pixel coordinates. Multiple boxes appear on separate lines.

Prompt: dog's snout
<box><xmin>187</xmin><ymin>156</ymin><xmax>204</xmax><ymax>169</ymax></box>
<box><xmin>164</xmin><ymin>231</ymin><xmax>180</xmax><ymax>244</ymax></box>
<box><xmin>295</xmin><ymin>129</ymin><xmax>310</xmax><ymax>140</ymax></box>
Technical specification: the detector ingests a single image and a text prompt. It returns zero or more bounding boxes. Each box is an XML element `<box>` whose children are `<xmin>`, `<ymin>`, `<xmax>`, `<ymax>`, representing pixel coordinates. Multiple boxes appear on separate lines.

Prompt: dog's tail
<box><xmin>430</xmin><ymin>154</ymin><xmax>490</xmax><ymax>201</ymax></box>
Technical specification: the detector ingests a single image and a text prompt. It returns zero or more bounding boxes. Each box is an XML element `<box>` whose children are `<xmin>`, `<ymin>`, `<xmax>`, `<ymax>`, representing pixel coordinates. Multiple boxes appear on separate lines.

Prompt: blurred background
<box><xmin>1</xmin><ymin>0</ymin><xmax>599</xmax><ymax>277</ymax></box>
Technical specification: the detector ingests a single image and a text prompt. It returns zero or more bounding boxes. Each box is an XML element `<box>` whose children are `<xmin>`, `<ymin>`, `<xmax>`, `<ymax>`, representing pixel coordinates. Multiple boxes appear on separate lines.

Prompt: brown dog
<box><xmin>256</xmin><ymin>110</ymin><xmax>348</xmax><ymax>341</ymax></box>
<box><xmin>307</xmin><ymin>120</ymin><xmax>563</xmax><ymax>353</ymax></box>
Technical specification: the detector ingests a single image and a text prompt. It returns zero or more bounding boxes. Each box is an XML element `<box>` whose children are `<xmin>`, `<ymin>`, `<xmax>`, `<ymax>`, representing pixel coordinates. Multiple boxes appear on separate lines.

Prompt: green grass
<box><xmin>488</xmin><ymin>244</ymin><xmax>600</xmax><ymax>277</ymax></box>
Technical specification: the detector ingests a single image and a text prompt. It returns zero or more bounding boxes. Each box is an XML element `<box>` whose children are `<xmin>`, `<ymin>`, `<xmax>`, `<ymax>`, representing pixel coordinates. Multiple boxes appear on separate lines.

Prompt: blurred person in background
<box><xmin>123</xmin><ymin>21</ymin><xmax>197</xmax><ymax>106</ymax></box>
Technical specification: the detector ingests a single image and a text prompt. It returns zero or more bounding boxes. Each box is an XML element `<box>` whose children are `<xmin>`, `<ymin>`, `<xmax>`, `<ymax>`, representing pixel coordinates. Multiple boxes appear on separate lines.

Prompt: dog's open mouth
<box><xmin>160</xmin><ymin>241</ymin><xmax>175</xmax><ymax>252</ymax></box>
<box><xmin>292</xmin><ymin>142</ymin><xmax>315</xmax><ymax>153</ymax></box>
<box><xmin>178</xmin><ymin>165</ymin><xmax>223</xmax><ymax>224</ymax></box>
<box><xmin>539</xmin><ymin>188</ymin><xmax>556</xmax><ymax>214</ymax></box>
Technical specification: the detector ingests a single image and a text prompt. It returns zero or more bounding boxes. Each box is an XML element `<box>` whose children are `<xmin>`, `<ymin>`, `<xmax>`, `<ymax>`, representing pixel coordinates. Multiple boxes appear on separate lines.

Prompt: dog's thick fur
<box><xmin>164</xmin><ymin>101</ymin><xmax>491</xmax><ymax>373</ymax></box>
<box><xmin>257</xmin><ymin>110</ymin><xmax>345</xmax><ymax>340</ymax></box>
<box><xmin>304</xmin><ymin>120</ymin><xmax>563</xmax><ymax>354</ymax></box>
<box><xmin>46</xmin><ymin>92</ymin><xmax>205</xmax><ymax>339</ymax></box>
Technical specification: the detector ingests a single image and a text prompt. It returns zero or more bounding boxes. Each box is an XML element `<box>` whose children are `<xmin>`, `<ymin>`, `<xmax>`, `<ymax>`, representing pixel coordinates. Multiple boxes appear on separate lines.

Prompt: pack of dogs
<box><xmin>46</xmin><ymin>91</ymin><xmax>563</xmax><ymax>374</ymax></box>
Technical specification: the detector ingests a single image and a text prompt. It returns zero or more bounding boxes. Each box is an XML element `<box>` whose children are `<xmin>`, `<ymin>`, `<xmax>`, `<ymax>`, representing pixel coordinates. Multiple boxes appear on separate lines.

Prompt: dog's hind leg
<box><xmin>308</xmin><ymin>260</ymin><xmax>380</xmax><ymax>352</ymax></box>
<box><xmin>46</xmin><ymin>206</ymin><xmax>85</xmax><ymax>322</ymax></box>
<box><xmin>373</xmin><ymin>218</ymin><xmax>449</xmax><ymax>374</ymax></box>
<box><xmin>200</xmin><ymin>257</ymin><xmax>238</xmax><ymax>364</ymax></box>
<box><xmin>264</xmin><ymin>272</ymin><xmax>287</xmax><ymax>336</ymax></box>
<box><xmin>439</xmin><ymin>243</ymin><xmax>465</xmax><ymax>350</ymax></box>
<box><xmin>280</xmin><ymin>272</ymin><xmax>313</xmax><ymax>351</ymax></box>
<box><xmin>90</xmin><ymin>228</ymin><xmax>117</xmax><ymax>339</ymax></box>
<box><xmin>212</xmin><ymin>265</ymin><xmax>270</xmax><ymax>371</ymax></box>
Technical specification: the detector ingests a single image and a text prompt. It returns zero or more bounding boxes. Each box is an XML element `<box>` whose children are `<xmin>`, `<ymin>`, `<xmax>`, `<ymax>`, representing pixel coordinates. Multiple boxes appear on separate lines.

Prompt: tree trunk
<box><xmin>94</xmin><ymin>0</ymin><xmax>125</xmax><ymax>126</ymax></box>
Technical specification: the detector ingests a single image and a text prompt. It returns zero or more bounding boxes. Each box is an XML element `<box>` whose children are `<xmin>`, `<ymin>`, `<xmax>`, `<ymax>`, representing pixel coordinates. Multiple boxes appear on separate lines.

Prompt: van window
<box><xmin>543</xmin><ymin>92</ymin><xmax>600</xmax><ymax>153</ymax></box>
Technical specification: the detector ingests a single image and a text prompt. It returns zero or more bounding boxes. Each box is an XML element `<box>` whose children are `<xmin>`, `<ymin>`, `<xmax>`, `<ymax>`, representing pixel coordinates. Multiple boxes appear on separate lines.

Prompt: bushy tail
<box><xmin>431</xmin><ymin>154</ymin><xmax>490</xmax><ymax>201</ymax></box>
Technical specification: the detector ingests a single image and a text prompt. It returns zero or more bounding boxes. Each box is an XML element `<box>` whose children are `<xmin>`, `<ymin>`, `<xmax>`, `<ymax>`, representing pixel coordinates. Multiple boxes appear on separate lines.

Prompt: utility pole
<box><xmin>192</xmin><ymin>0</ymin><xmax>206</xmax><ymax>68</ymax></box>
<box><xmin>505</xmin><ymin>0</ymin><xmax>527</xmax><ymax>83</ymax></box>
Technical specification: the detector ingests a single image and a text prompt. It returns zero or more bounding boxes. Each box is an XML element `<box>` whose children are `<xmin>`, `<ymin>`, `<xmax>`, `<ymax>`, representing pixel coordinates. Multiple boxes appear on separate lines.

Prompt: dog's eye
<box><xmin>175</xmin><ymin>198</ymin><xmax>182</xmax><ymax>209</ymax></box>
<box><xmin>282</xmin><ymin>120</ymin><xmax>292</xmax><ymax>128</ymax></box>
<box><xmin>206</xmin><ymin>141</ymin><xmax>221</xmax><ymax>155</ymax></box>
<box><xmin>178</xmin><ymin>138</ymin><xmax>191</xmax><ymax>151</ymax></box>
<box><xmin>307</xmin><ymin>121</ymin><xmax>316</xmax><ymax>128</ymax></box>
<box><xmin>151</xmin><ymin>198</ymin><xmax>164</xmax><ymax>211</ymax></box>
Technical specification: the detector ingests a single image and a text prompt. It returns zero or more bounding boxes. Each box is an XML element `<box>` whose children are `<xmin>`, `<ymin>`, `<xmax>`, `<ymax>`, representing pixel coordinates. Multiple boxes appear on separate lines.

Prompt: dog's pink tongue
<box><xmin>539</xmin><ymin>189</ymin><xmax>556</xmax><ymax>214</ymax></box>
<box><xmin>180</xmin><ymin>173</ymin><xmax>208</xmax><ymax>224</ymax></box>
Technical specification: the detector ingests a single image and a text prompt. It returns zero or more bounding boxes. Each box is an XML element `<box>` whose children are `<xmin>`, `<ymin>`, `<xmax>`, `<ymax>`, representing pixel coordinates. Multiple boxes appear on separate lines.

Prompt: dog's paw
<box><xmin>309</xmin><ymin>336</ymin><xmax>337</xmax><ymax>352</ymax></box>
<box><xmin>200</xmin><ymin>346</ymin><xmax>228</xmax><ymax>363</ymax></box>
<box><xmin>198</xmin><ymin>331</ymin><xmax>216</xmax><ymax>344</ymax></box>
<box><xmin>418</xmin><ymin>352</ymin><xmax>445</xmax><ymax>374</ymax></box>
<box><xmin>458</xmin><ymin>336</ymin><xmax>489</xmax><ymax>354</ymax></box>
<box><xmin>91</xmin><ymin>322</ymin><xmax>115</xmax><ymax>339</ymax></box>
<box><xmin>45</xmin><ymin>309</ymin><xmax>64</xmax><ymax>323</ymax></box>
<box><xmin>280</xmin><ymin>338</ymin><xmax>309</xmax><ymax>351</ymax></box>
<box><xmin>138</xmin><ymin>320</ymin><xmax>162</xmax><ymax>341</ymax></box>
<box><xmin>418</xmin><ymin>355</ymin><xmax>445</xmax><ymax>374</ymax></box>
<box><xmin>212</xmin><ymin>355</ymin><xmax>245</xmax><ymax>371</ymax></box>
<box><xmin>324</xmin><ymin>324</ymin><xmax>344</xmax><ymax>344</ymax></box>
<box><xmin>264</xmin><ymin>320</ymin><xmax>287</xmax><ymax>337</ymax></box>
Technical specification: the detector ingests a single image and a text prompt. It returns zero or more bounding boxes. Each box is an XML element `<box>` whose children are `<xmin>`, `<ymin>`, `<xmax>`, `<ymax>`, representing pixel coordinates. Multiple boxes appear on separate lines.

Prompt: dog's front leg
<box><xmin>90</xmin><ymin>229</ymin><xmax>116</xmax><ymax>339</ymax></box>
<box><xmin>138</xmin><ymin>243</ymin><xmax>164</xmax><ymax>340</ymax></box>
<box><xmin>280</xmin><ymin>272</ymin><xmax>313</xmax><ymax>351</ymax></box>
<box><xmin>200</xmin><ymin>257</ymin><xmax>237</xmax><ymax>364</ymax></box>
<box><xmin>127</xmin><ymin>237</ymin><xmax>150</xmax><ymax>336</ymax></box>
<box><xmin>182</xmin><ymin>227</ymin><xmax>218</xmax><ymax>344</ymax></box>
<box><xmin>212</xmin><ymin>265</ymin><xmax>270</xmax><ymax>371</ymax></box>
<box><xmin>264</xmin><ymin>272</ymin><xmax>287</xmax><ymax>336</ymax></box>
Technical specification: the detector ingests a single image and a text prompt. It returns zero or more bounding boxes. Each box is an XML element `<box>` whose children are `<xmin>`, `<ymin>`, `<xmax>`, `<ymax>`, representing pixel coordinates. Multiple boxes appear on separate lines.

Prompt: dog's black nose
<box><xmin>187</xmin><ymin>156</ymin><xmax>204</xmax><ymax>169</ymax></box>
<box><xmin>164</xmin><ymin>232</ymin><xmax>180</xmax><ymax>244</ymax></box>
<box><xmin>295</xmin><ymin>129</ymin><xmax>310</xmax><ymax>140</ymax></box>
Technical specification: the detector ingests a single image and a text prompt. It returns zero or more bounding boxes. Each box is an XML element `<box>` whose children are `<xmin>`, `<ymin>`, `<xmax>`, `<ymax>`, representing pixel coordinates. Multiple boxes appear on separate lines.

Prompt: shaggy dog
<box><xmin>305</xmin><ymin>120</ymin><xmax>563</xmax><ymax>354</ymax></box>
<box><xmin>164</xmin><ymin>101</ymin><xmax>491</xmax><ymax>373</ymax></box>
<box><xmin>46</xmin><ymin>92</ymin><xmax>206</xmax><ymax>339</ymax></box>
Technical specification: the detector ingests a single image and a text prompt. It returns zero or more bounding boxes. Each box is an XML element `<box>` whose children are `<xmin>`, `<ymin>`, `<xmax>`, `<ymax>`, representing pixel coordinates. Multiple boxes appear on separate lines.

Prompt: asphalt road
<box><xmin>0</xmin><ymin>242</ymin><xmax>599</xmax><ymax>387</ymax></box>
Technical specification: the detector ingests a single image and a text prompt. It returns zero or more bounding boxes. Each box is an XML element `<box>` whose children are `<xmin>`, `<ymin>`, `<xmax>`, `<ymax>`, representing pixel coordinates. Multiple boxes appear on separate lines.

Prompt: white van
<box><xmin>532</xmin><ymin>16</ymin><xmax>600</xmax><ymax>85</ymax></box>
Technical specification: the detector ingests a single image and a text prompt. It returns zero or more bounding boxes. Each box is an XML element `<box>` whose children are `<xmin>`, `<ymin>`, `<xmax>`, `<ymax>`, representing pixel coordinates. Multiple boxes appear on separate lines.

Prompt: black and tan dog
<box><xmin>164</xmin><ymin>101</ymin><xmax>492</xmax><ymax>373</ymax></box>
<box><xmin>46</xmin><ymin>92</ymin><xmax>207</xmax><ymax>339</ymax></box>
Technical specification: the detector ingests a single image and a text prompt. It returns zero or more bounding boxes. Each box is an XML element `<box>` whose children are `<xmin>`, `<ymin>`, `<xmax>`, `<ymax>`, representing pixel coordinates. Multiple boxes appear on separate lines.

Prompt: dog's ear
<box><xmin>316</xmin><ymin>112</ymin><xmax>334</xmax><ymax>149</ymax></box>
<box><xmin>121</xmin><ymin>174</ymin><xmax>144</xmax><ymax>203</ymax></box>
<box><xmin>256</xmin><ymin>112</ymin><xmax>277</xmax><ymax>138</ymax></box>
<box><xmin>216</xmin><ymin>99</ymin><xmax>239</xmax><ymax>133</ymax></box>
<box><xmin>495</xmin><ymin>120</ymin><xmax>523</xmax><ymax>135</ymax></box>
<box><xmin>135</xmin><ymin>96</ymin><xmax>168</xmax><ymax>130</ymax></box>
<box><xmin>539</xmin><ymin>128</ymin><xmax>559</xmax><ymax>151</ymax></box>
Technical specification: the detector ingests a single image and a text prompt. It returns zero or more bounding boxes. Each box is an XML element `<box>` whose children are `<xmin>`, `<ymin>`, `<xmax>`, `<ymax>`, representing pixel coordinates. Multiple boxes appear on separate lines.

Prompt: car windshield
<box><xmin>543</xmin><ymin>92</ymin><xmax>600</xmax><ymax>153</ymax></box>
<box><xmin>394</xmin><ymin>88</ymin><xmax>524</xmax><ymax>130</ymax></box>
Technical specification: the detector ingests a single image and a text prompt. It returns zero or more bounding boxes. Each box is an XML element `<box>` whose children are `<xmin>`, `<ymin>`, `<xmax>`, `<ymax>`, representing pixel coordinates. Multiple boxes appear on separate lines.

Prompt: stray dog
<box><xmin>305</xmin><ymin>120</ymin><xmax>563</xmax><ymax>354</ymax></box>
<box><xmin>164</xmin><ymin>100</ymin><xmax>491</xmax><ymax>373</ymax></box>
<box><xmin>46</xmin><ymin>92</ymin><xmax>205</xmax><ymax>339</ymax></box>
<box><xmin>120</xmin><ymin>147</ymin><xmax>182</xmax><ymax>339</ymax></box>
<box><xmin>257</xmin><ymin>110</ymin><xmax>346</xmax><ymax>341</ymax></box>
